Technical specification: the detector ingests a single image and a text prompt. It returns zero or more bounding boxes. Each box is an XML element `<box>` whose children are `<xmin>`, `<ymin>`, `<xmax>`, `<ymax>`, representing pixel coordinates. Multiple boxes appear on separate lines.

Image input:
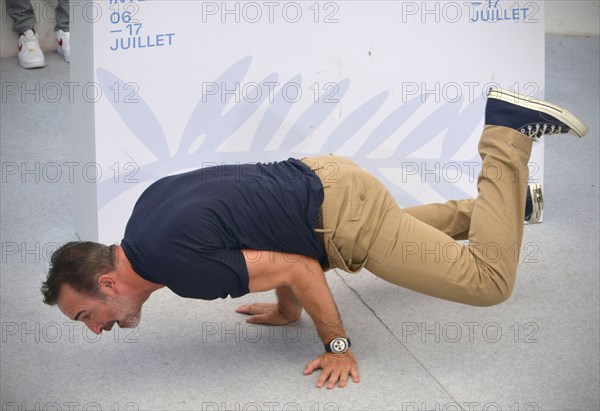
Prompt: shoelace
<box><xmin>520</xmin><ymin>124</ymin><xmax>564</xmax><ymax>142</ymax></box>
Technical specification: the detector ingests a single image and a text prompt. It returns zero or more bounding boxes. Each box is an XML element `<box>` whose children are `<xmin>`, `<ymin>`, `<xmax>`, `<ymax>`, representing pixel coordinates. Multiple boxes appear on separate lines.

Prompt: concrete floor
<box><xmin>1</xmin><ymin>35</ymin><xmax>599</xmax><ymax>410</ymax></box>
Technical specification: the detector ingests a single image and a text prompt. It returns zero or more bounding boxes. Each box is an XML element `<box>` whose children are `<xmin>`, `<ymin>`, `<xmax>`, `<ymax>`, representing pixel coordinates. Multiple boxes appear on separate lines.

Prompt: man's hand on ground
<box><xmin>236</xmin><ymin>303</ymin><xmax>299</xmax><ymax>325</ymax></box>
<box><xmin>241</xmin><ymin>251</ymin><xmax>356</xmax><ymax>387</ymax></box>
<box><xmin>303</xmin><ymin>349</ymin><xmax>360</xmax><ymax>389</ymax></box>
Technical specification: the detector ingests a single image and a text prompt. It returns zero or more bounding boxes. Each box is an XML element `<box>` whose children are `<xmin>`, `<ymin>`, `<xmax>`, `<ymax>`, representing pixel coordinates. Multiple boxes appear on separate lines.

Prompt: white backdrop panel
<box><xmin>82</xmin><ymin>0</ymin><xmax>545</xmax><ymax>243</ymax></box>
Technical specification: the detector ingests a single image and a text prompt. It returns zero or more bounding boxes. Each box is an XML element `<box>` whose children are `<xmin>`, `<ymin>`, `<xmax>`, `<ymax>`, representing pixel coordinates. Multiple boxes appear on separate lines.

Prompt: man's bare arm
<box><xmin>239</xmin><ymin>249</ymin><xmax>359</xmax><ymax>389</ymax></box>
<box><xmin>241</xmin><ymin>249</ymin><xmax>343</xmax><ymax>339</ymax></box>
<box><xmin>276</xmin><ymin>285</ymin><xmax>303</xmax><ymax>320</ymax></box>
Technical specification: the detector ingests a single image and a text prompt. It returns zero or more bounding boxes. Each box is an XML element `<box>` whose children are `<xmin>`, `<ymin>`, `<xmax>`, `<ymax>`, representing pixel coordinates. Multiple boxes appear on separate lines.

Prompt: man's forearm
<box><xmin>242</xmin><ymin>250</ymin><xmax>358</xmax><ymax>388</ymax></box>
<box><xmin>288</xmin><ymin>259</ymin><xmax>346</xmax><ymax>344</ymax></box>
<box><xmin>275</xmin><ymin>286</ymin><xmax>302</xmax><ymax>321</ymax></box>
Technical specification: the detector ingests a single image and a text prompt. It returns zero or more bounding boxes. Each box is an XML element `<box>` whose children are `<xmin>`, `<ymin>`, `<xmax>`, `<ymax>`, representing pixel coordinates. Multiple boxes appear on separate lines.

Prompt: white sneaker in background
<box><xmin>17</xmin><ymin>29</ymin><xmax>45</xmax><ymax>69</ymax></box>
<box><xmin>56</xmin><ymin>30</ymin><xmax>70</xmax><ymax>63</ymax></box>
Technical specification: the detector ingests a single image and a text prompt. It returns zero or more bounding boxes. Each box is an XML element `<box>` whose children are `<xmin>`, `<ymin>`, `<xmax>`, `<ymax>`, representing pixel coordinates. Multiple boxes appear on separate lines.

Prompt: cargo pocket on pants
<box><xmin>326</xmin><ymin>238</ymin><xmax>367</xmax><ymax>274</ymax></box>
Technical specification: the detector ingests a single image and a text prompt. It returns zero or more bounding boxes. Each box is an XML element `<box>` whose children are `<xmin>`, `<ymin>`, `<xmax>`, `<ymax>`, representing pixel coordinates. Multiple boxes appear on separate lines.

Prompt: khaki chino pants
<box><xmin>301</xmin><ymin>125</ymin><xmax>533</xmax><ymax>307</ymax></box>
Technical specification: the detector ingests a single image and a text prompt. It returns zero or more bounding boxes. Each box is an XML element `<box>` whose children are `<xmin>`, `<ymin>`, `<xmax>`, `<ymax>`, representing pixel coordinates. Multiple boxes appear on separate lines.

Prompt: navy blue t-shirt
<box><xmin>121</xmin><ymin>158</ymin><xmax>325</xmax><ymax>300</ymax></box>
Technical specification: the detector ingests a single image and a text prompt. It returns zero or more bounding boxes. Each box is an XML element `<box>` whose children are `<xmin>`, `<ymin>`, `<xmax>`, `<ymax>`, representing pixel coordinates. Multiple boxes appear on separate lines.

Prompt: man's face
<box><xmin>57</xmin><ymin>282</ymin><xmax>142</xmax><ymax>334</ymax></box>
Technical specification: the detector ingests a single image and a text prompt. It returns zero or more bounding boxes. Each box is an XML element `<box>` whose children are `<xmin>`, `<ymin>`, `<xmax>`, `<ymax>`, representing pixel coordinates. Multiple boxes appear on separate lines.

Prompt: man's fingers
<box><xmin>235</xmin><ymin>304</ymin><xmax>251</xmax><ymax>314</ymax></box>
<box><xmin>316</xmin><ymin>369</ymin><xmax>331</xmax><ymax>388</ymax></box>
<box><xmin>326</xmin><ymin>370</ymin><xmax>341</xmax><ymax>390</ymax></box>
<box><xmin>246</xmin><ymin>316</ymin><xmax>260</xmax><ymax>323</ymax></box>
<box><xmin>245</xmin><ymin>314</ymin><xmax>285</xmax><ymax>325</ymax></box>
<box><xmin>248</xmin><ymin>314</ymin><xmax>291</xmax><ymax>325</ymax></box>
<box><xmin>337</xmin><ymin>371</ymin><xmax>349</xmax><ymax>388</ymax></box>
<box><xmin>236</xmin><ymin>303</ymin><xmax>277</xmax><ymax>316</ymax></box>
<box><xmin>350</xmin><ymin>366</ymin><xmax>360</xmax><ymax>383</ymax></box>
<box><xmin>305</xmin><ymin>353</ymin><xmax>359</xmax><ymax>389</ymax></box>
<box><xmin>236</xmin><ymin>303</ymin><xmax>264</xmax><ymax>315</ymax></box>
<box><xmin>303</xmin><ymin>358</ymin><xmax>322</xmax><ymax>375</ymax></box>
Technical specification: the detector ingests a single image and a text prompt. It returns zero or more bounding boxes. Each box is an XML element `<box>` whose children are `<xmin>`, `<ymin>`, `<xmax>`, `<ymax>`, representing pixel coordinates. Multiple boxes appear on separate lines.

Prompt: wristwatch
<box><xmin>324</xmin><ymin>337</ymin><xmax>351</xmax><ymax>354</ymax></box>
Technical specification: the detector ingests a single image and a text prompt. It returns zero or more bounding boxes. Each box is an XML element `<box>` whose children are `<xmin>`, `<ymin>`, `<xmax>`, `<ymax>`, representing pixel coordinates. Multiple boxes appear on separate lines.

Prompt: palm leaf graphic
<box><xmin>252</xmin><ymin>74</ymin><xmax>303</xmax><ymax>151</ymax></box>
<box><xmin>96</xmin><ymin>61</ymin><xmax>491</xmax><ymax>211</ymax></box>
<box><xmin>322</xmin><ymin>91</ymin><xmax>389</xmax><ymax>154</ymax></box>
<box><xmin>96</xmin><ymin>67</ymin><xmax>169</xmax><ymax>160</ymax></box>
<box><xmin>177</xmin><ymin>56</ymin><xmax>278</xmax><ymax>155</ymax></box>
<box><xmin>278</xmin><ymin>79</ymin><xmax>350</xmax><ymax>153</ymax></box>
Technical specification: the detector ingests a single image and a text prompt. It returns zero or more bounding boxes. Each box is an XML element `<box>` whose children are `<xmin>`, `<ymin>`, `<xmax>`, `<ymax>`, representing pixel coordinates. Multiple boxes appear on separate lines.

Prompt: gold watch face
<box><xmin>331</xmin><ymin>338</ymin><xmax>348</xmax><ymax>353</ymax></box>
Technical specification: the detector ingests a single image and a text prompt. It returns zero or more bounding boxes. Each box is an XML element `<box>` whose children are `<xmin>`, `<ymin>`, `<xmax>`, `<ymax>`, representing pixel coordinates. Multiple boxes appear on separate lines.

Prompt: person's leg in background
<box><xmin>5</xmin><ymin>0</ymin><xmax>36</xmax><ymax>34</ymax></box>
<box><xmin>55</xmin><ymin>0</ymin><xmax>70</xmax><ymax>31</ymax></box>
<box><xmin>55</xmin><ymin>0</ymin><xmax>70</xmax><ymax>62</ymax></box>
<box><xmin>5</xmin><ymin>0</ymin><xmax>45</xmax><ymax>68</ymax></box>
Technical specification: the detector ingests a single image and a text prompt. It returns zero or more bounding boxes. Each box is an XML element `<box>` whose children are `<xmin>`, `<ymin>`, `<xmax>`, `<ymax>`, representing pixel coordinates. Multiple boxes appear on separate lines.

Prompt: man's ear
<box><xmin>97</xmin><ymin>272</ymin><xmax>118</xmax><ymax>295</ymax></box>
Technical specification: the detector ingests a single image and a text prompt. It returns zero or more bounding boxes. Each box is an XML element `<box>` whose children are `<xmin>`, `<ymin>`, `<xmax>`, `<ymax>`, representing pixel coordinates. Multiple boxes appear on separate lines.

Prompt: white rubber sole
<box><xmin>18</xmin><ymin>57</ymin><xmax>45</xmax><ymax>69</ymax></box>
<box><xmin>488</xmin><ymin>87</ymin><xmax>589</xmax><ymax>138</ymax></box>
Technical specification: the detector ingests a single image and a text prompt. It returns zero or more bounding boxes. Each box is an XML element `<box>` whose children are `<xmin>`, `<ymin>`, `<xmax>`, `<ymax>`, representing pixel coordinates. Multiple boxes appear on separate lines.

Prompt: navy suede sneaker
<box><xmin>525</xmin><ymin>183</ymin><xmax>543</xmax><ymax>224</ymax></box>
<box><xmin>486</xmin><ymin>88</ymin><xmax>588</xmax><ymax>141</ymax></box>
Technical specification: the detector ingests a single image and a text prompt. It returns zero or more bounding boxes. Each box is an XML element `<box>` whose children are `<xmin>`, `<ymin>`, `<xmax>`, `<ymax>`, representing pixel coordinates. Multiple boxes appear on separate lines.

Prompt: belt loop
<box><xmin>315</xmin><ymin>207</ymin><xmax>332</xmax><ymax>270</ymax></box>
